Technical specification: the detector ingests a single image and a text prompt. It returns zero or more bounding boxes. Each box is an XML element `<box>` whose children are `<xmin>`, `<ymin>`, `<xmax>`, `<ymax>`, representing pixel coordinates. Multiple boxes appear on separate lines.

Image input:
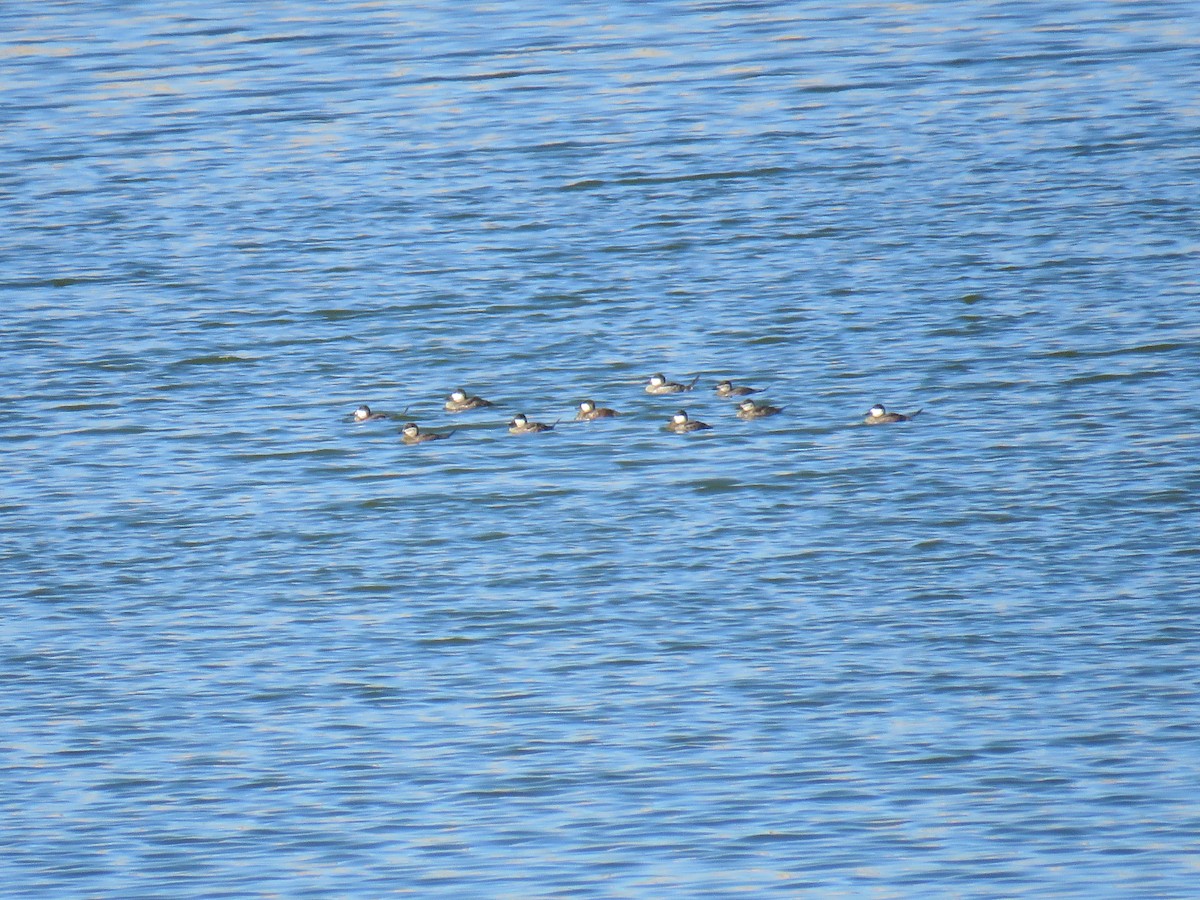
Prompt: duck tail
<box><xmin>686</xmin><ymin>374</ymin><xmax>700</xmax><ymax>389</ymax></box>
<box><xmin>909</xmin><ymin>409</ymin><xmax>923</xmax><ymax>419</ymax></box>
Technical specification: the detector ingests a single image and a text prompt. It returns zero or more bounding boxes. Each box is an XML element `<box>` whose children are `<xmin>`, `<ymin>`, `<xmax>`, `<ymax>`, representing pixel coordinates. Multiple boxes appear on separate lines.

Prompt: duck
<box><xmin>715</xmin><ymin>380</ymin><xmax>764</xmax><ymax>398</ymax></box>
<box><xmin>736</xmin><ymin>398</ymin><xmax>784</xmax><ymax>420</ymax></box>
<box><xmin>444</xmin><ymin>389</ymin><xmax>493</xmax><ymax>412</ymax></box>
<box><xmin>401</xmin><ymin>422</ymin><xmax>455</xmax><ymax>444</ymax></box>
<box><xmin>665</xmin><ymin>409</ymin><xmax>712</xmax><ymax>433</ymax></box>
<box><xmin>863</xmin><ymin>404</ymin><xmax>922</xmax><ymax>425</ymax></box>
<box><xmin>353</xmin><ymin>404</ymin><xmax>389</xmax><ymax>422</ymax></box>
<box><xmin>645</xmin><ymin>373</ymin><xmax>700</xmax><ymax>394</ymax></box>
<box><xmin>508</xmin><ymin>413</ymin><xmax>557</xmax><ymax>434</ymax></box>
<box><xmin>576</xmin><ymin>399</ymin><xmax>620</xmax><ymax>421</ymax></box>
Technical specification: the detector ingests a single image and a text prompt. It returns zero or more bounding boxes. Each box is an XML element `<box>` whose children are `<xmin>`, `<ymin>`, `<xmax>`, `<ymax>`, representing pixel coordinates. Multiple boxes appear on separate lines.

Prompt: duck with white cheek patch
<box><xmin>736</xmin><ymin>398</ymin><xmax>784</xmax><ymax>420</ymax></box>
<box><xmin>665</xmin><ymin>410</ymin><xmax>712</xmax><ymax>433</ymax></box>
<box><xmin>352</xmin><ymin>404</ymin><xmax>389</xmax><ymax>422</ymax></box>
<box><xmin>645</xmin><ymin>373</ymin><xmax>699</xmax><ymax>394</ymax></box>
<box><xmin>715</xmin><ymin>380</ymin><xmax>764</xmax><ymax>398</ymax></box>
<box><xmin>863</xmin><ymin>403</ymin><xmax>922</xmax><ymax>425</ymax></box>
<box><xmin>508</xmin><ymin>413</ymin><xmax>557</xmax><ymax>434</ymax></box>
<box><xmin>400</xmin><ymin>422</ymin><xmax>455</xmax><ymax>444</ymax></box>
<box><xmin>576</xmin><ymin>400</ymin><xmax>620</xmax><ymax>421</ymax></box>
<box><xmin>444</xmin><ymin>389</ymin><xmax>493</xmax><ymax>412</ymax></box>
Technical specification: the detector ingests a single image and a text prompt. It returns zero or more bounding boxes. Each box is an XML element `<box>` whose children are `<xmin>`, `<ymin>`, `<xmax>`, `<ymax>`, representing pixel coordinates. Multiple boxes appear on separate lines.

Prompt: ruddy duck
<box><xmin>353</xmin><ymin>404</ymin><xmax>389</xmax><ymax>422</ymax></box>
<box><xmin>715</xmin><ymin>380</ymin><xmax>763</xmax><ymax>398</ymax></box>
<box><xmin>665</xmin><ymin>409</ymin><xmax>712</xmax><ymax>433</ymax></box>
<box><xmin>736</xmin><ymin>398</ymin><xmax>783</xmax><ymax>420</ymax></box>
<box><xmin>508</xmin><ymin>413</ymin><xmax>556</xmax><ymax>434</ymax></box>
<box><xmin>863</xmin><ymin>404</ymin><xmax>922</xmax><ymax>425</ymax></box>
<box><xmin>401</xmin><ymin>422</ymin><xmax>455</xmax><ymax>444</ymax></box>
<box><xmin>444</xmin><ymin>389</ymin><xmax>492</xmax><ymax>412</ymax></box>
<box><xmin>645</xmin><ymin>373</ymin><xmax>700</xmax><ymax>394</ymax></box>
<box><xmin>576</xmin><ymin>400</ymin><xmax>619</xmax><ymax>421</ymax></box>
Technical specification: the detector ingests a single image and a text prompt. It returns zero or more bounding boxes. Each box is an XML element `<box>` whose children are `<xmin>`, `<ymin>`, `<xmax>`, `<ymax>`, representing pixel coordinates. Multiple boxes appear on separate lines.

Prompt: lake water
<box><xmin>3</xmin><ymin>1</ymin><xmax>1199</xmax><ymax>896</ymax></box>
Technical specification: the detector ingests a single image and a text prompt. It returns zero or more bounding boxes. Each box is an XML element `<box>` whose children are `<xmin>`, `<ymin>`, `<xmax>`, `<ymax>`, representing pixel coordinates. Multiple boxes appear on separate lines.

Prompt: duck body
<box><xmin>576</xmin><ymin>400</ymin><xmax>620</xmax><ymax>421</ymax></box>
<box><xmin>863</xmin><ymin>404</ymin><xmax>922</xmax><ymax>425</ymax></box>
<box><xmin>353</xmin><ymin>404</ymin><xmax>389</xmax><ymax>422</ymax></box>
<box><xmin>736</xmin><ymin>399</ymin><xmax>784</xmax><ymax>420</ymax></box>
<box><xmin>445</xmin><ymin>389</ymin><xmax>493</xmax><ymax>412</ymax></box>
<box><xmin>715</xmin><ymin>381</ymin><xmax>763</xmax><ymax>398</ymax></box>
<box><xmin>401</xmin><ymin>423</ymin><xmax>454</xmax><ymax>444</ymax></box>
<box><xmin>645</xmin><ymin>373</ymin><xmax>700</xmax><ymax>394</ymax></box>
<box><xmin>509</xmin><ymin>413</ymin><xmax>556</xmax><ymax>434</ymax></box>
<box><xmin>665</xmin><ymin>410</ymin><xmax>712</xmax><ymax>433</ymax></box>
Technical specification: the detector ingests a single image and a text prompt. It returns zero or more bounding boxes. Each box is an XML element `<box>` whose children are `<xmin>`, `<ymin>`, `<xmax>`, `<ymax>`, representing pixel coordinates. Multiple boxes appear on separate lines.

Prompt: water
<box><xmin>3</xmin><ymin>1</ymin><xmax>1199</xmax><ymax>896</ymax></box>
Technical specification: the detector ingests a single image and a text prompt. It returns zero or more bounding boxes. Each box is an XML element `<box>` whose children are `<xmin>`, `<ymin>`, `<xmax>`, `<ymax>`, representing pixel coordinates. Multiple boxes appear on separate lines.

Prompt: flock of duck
<box><xmin>352</xmin><ymin>373</ymin><xmax>922</xmax><ymax>444</ymax></box>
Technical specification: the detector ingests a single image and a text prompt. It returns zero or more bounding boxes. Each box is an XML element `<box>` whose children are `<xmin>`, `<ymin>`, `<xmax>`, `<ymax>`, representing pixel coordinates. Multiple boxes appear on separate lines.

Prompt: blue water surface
<box><xmin>2</xmin><ymin>1</ymin><xmax>1199</xmax><ymax>897</ymax></box>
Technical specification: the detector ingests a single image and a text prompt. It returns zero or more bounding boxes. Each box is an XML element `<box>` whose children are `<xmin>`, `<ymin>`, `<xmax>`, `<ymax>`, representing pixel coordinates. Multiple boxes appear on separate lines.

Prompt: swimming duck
<box><xmin>576</xmin><ymin>400</ymin><xmax>620</xmax><ymax>421</ymax></box>
<box><xmin>445</xmin><ymin>389</ymin><xmax>493</xmax><ymax>412</ymax></box>
<box><xmin>645</xmin><ymin>373</ymin><xmax>700</xmax><ymax>394</ymax></box>
<box><xmin>353</xmin><ymin>404</ymin><xmax>389</xmax><ymax>422</ymax></box>
<box><xmin>715</xmin><ymin>380</ymin><xmax>764</xmax><ymax>398</ymax></box>
<box><xmin>665</xmin><ymin>409</ymin><xmax>712</xmax><ymax>433</ymax></box>
<box><xmin>863</xmin><ymin>404</ymin><xmax>922</xmax><ymax>425</ymax></box>
<box><xmin>401</xmin><ymin>422</ymin><xmax>455</xmax><ymax>444</ymax></box>
<box><xmin>736</xmin><ymin>398</ymin><xmax>784</xmax><ymax>420</ymax></box>
<box><xmin>508</xmin><ymin>413</ymin><xmax>557</xmax><ymax>434</ymax></box>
